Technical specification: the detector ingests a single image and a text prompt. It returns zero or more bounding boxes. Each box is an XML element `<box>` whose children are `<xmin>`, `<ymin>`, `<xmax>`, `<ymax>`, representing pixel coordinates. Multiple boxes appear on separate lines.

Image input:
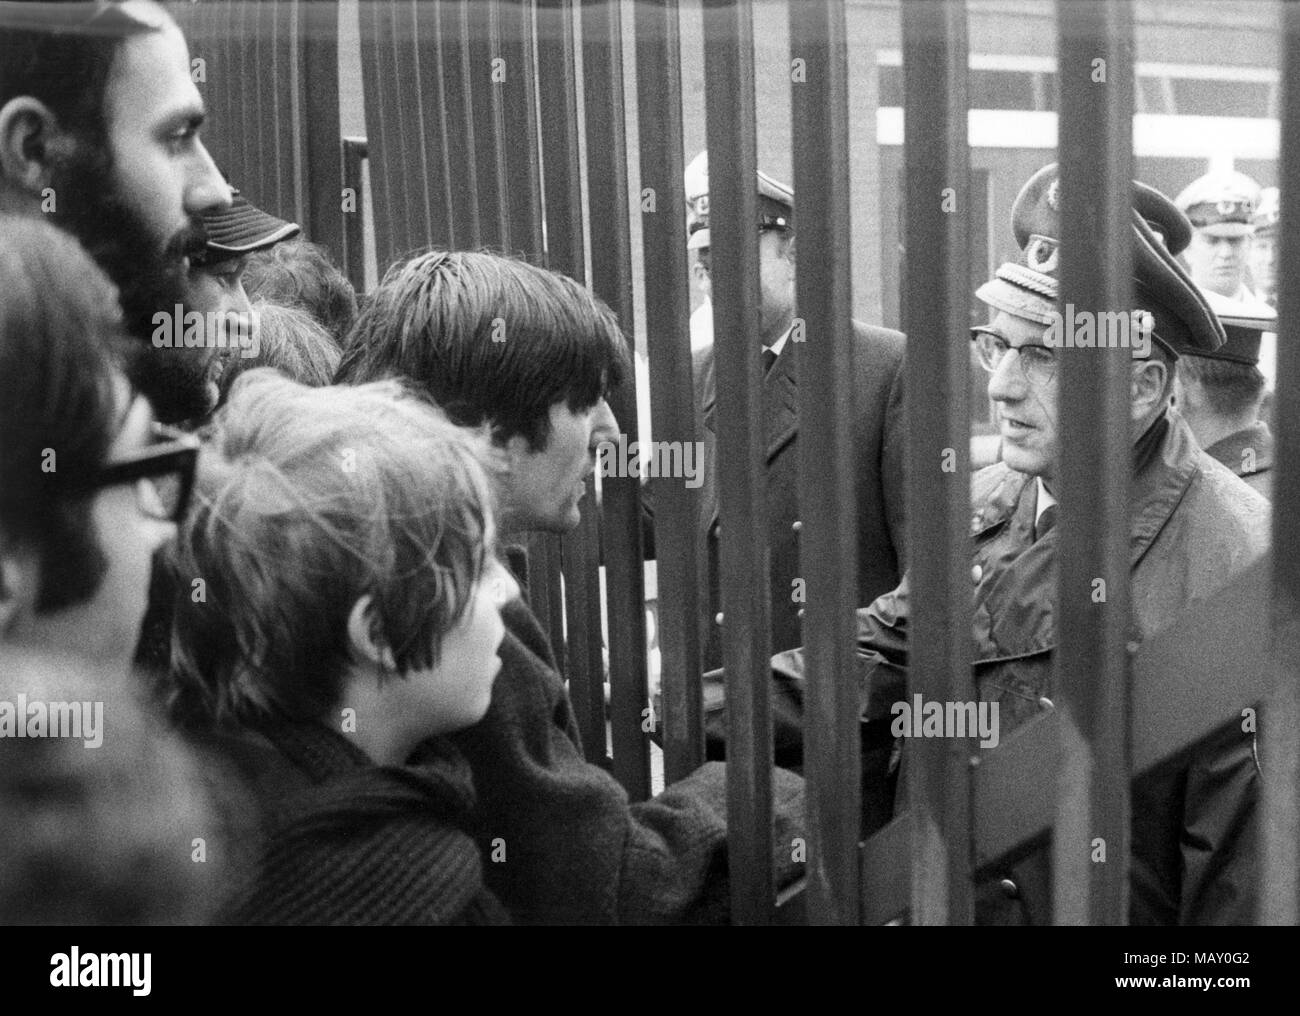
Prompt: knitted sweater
<box><xmin>215</xmin><ymin>718</ymin><xmax>508</xmax><ymax>926</ymax></box>
<box><xmin>418</xmin><ymin>597</ymin><xmax>806</xmax><ymax>925</ymax></box>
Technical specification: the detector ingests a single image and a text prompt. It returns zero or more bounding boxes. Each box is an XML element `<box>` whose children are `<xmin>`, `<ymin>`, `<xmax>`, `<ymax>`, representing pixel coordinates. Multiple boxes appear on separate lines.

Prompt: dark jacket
<box><xmin>209</xmin><ymin>719</ymin><xmax>508</xmax><ymax>925</ymax></box>
<box><xmin>437</xmin><ymin>596</ymin><xmax>806</xmax><ymax>925</ymax></box>
<box><xmin>1205</xmin><ymin>420</ymin><xmax>1273</xmax><ymax>500</ymax></box>
<box><xmin>694</xmin><ymin>321</ymin><xmax>907</xmax><ymax>671</ymax></box>
<box><xmin>733</xmin><ymin>409</ymin><xmax>1269</xmax><ymax>923</ymax></box>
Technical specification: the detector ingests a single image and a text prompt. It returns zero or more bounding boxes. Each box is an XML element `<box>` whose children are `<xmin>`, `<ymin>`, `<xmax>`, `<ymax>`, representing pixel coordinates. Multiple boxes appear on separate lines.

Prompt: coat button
<box><xmin>971</xmin><ymin>564</ymin><xmax>983</xmax><ymax>584</ymax></box>
<box><xmin>715</xmin><ymin>612</ymin><xmax>724</xmax><ymax>626</ymax></box>
<box><xmin>1038</xmin><ymin>696</ymin><xmax>1054</xmax><ymax>711</ymax></box>
<box><xmin>797</xmin><ymin>608</ymin><xmax>805</xmax><ymax>620</ymax></box>
<box><xmin>792</xmin><ymin>520</ymin><xmax>803</xmax><ymax>533</ymax></box>
<box><xmin>999</xmin><ymin>877</ymin><xmax>1019</xmax><ymax>899</ymax></box>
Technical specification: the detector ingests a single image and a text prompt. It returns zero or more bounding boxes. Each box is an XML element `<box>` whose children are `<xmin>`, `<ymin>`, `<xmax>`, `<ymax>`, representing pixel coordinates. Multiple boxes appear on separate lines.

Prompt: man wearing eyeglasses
<box><xmin>711</xmin><ymin>164</ymin><xmax>1270</xmax><ymax>924</ymax></box>
<box><xmin>0</xmin><ymin>0</ymin><xmax>232</xmax><ymax>423</ymax></box>
<box><xmin>1</xmin><ymin>216</ymin><xmax>197</xmax><ymax>684</ymax></box>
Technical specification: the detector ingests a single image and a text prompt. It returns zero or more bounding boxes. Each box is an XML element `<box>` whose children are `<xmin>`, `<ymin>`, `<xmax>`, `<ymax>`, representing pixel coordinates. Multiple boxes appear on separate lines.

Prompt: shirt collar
<box><xmin>1035</xmin><ymin>477</ymin><xmax>1057</xmax><ymax>526</ymax></box>
<box><xmin>764</xmin><ymin>323</ymin><xmax>794</xmax><ymax>359</ymax></box>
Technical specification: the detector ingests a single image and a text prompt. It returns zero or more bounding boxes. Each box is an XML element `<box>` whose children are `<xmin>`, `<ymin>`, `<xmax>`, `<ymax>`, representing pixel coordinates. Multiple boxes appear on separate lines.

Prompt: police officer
<box><xmin>1175</xmin><ymin>289</ymin><xmax>1275</xmax><ymax>498</ymax></box>
<box><xmin>693</xmin><ymin>169</ymin><xmax>907</xmax><ymax>765</ymax></box>
<box><xmin>712</xmin><ymin>163</ymin><xmax>1269</xmax><ymax>922</ymax></box>
<box><xmin>1174</xmin><ymin>169</ymin><xmax>1264</xmax><ymax>300</ymax></box>
<box><xmin>685</xmin><ymin>150</ymin><xmax>714</xmax><ymax>352</ymax></box>
<box><xmin>1248</xmin><ymin>185</ymin><xmax>1279</xmax><ymax>307</ymax></box>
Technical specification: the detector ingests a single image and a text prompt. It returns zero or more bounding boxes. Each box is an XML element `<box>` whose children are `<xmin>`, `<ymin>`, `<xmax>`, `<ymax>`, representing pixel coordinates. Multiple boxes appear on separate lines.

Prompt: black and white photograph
<box><xmin>0</xmin><ymin>0</ymin><xmax>1293</xmax><ymax>989</ymax></box>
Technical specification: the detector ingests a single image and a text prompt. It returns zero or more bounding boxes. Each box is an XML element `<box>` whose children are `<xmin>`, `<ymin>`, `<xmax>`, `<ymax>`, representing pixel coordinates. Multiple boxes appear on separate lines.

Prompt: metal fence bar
<box><xmin>537</xmin><ymin>0</ymin><xmax>609</xmax><ymax>764</ymax></box>
<box><xmin>500</xmin><ymin>0</ymin><xmax>544</xmax><ymax>257</ymax></box>
<box><xmin>701</xmin><ymin>0</ymin><xmax>774</xmax><ymax>924</ymax></box>
<box><xmin>341</xmin><ymin>137</ymin><xmax>368</xmax><ymax>294</ymax></box>
<box><xmin>788</xmin><ymin>0</ymin><xmax>861</xmax><ymax>926</ymax></box>
<box><xmin>1266</xmin><ymin>0</ymin><xmax>1300</xmax><ymax>929</ymax></box>
<box><xmin>466</xmin><ymin>0</ymin><xmax>509</xmax><ymax>249</ymax></box>
<box><xmin>899</xmin><ymin>0</ymin><xmax>973</xmax><ymax>926</ymax></box>
<box><xmin>499</xmin><ymin>0</ymin><xmax>567</xmax><ymax>663</ymax></box>
<box><xmin>1053</xmin><ymin>0</ymin><xmax>1134</xmax><ymax>926</ymax></box>
<box><xmin>298</xmin><ymin>0</ymin><xmax>344</xmax><ymax>261</ymax></box>
<box><xmin>633</xmin><ymin>0</ymin><xmax>706</xmax><ymax>782</ymax></box>
<box><xmin>438</xmin><ymin>0</ymin><xmax>483</xmax><ymax>248</ymax></box>
<box><xmin>410</xmin><ymin>0</ymin><xmax>454</xmax><ymax>251</ymax></box>
<box><xmin>357</xmin><ymin>0</ymin><xmax>399</xmax><ymax>265</ymax></box>
<box><xmin>388</xmin><ymin>1</ymin><xmax>433</xmax><ymax>253</ymax></box>
<box><xmin>581</xmin><ymin>0</ymin><xmax>651</xmax><ymax>799</ymax></box>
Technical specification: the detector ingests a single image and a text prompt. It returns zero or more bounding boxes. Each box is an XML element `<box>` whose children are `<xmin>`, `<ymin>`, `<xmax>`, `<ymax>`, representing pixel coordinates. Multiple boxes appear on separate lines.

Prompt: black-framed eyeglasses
<box><xmin>95</xmin><ymin>423</ymin><xmax>199</xmax><ymax>524</ymax></box>
<box><xmin>971</xmin><ymin>327</ymin><xmax>1058</xmax><ymax>386</ymax></box>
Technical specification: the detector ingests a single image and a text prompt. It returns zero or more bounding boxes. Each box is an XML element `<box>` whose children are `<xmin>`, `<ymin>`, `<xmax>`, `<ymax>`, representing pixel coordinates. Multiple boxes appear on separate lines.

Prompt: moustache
<box><xmin>166</xmin><ymin>220</ymin><xmax>210</xmax><ymax>263</ymax></box>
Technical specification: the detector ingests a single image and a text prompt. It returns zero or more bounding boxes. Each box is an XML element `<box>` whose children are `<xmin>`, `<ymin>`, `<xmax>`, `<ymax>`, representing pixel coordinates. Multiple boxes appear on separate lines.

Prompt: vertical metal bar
<box><xmin>499</xmin><ymin>0</ymin><xmax>544</xmax><ymax>258</ymax></box>
<box><xmin>272</xmin><ymin>1</ymin><xmax>290</xmax><ymax>213</ymax></box>
<box><xmin>466</xmin><ymin>0</ymin><xmax>509</xmax><ymax>250</ymax></box>
<box><xmin>499</xmin><ymin>0</ymin><xmax>566</xmax><ymax>664</ymax></box>
<box><xmin>701</xmin><ymin>0</ymin><xmax>774</xmax><ymax>924</ymax></box>
<box><xmin>358</xmin><ymin>0</ymin><xmax>398</xmax><ymax>267</ymax></box>
<box><xmin>900</xmin><ymin>0</ymin><xmax>973</xmax><ymax>927</ymax></box>
<box><xmin>341</xmin><ymin>137</ymin><xmax>369</xmax><ymax>295</ymax></box>
<box><xmin>1054</xmin><ymin>0</ymin><xmax>1134</xmax><ymax>926</ymax></box>
<box><xmin>581</xmin><ymin>0</ymin><xmax>651</xmax><ymax>800</ymax></box>
<box><xmin>1265</xmin><ymin>0</ymin><xmax>1300</xmax><ymax>929</ymax></box>
<box><xmin>386</xmin><ymin>1</ymin><xmax>432</xmax><ymax>253</ymax></box>
<box><xmin>299</xmin><ymin>0</ymin><xmax>344</xmax><ymax>259</ymax></box>
<box><xmin>789</xmin><ymin>0</ymin><xmax>862</xmax><ymax>926</ymax></box>
<box><xmin>411</xmin><ymin>0</ymin><xmax>455</xmax><ymax>250</ymax></box>
<box><xmin>538</xmin><ymin>0</ymin><xmax>609</xmax><ymax>763</ymax></box>
<box><xmin>438</xmin><ymin>0</ymin><xmax>483</xmax><ymax>248</ymax></box>
<box><xmin>634</xmin><ymin>0</ymin><xmax>705</xmax><ymax>782</ymax></box>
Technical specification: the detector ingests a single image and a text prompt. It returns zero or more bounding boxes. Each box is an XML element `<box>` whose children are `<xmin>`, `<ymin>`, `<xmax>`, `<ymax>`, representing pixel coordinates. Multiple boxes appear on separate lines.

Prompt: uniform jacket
<box><xmin>440</xmin><ymin>595</ymin><xmax>807</xmax><ymax>925</ymax></box>
<box><xmin>1205</xmin><ymin>420</ymin><xmax>1273</xmax><ymax>500</ymax></box>
<box><xmin>752</xmin><ymin>409</ymin><xmax>1269</xmax><ymax>923</ymax></box>
<box><xmin>694</xmin><ymin>321</ymin><xmax>907</xmax><ymax>672</ymax></box>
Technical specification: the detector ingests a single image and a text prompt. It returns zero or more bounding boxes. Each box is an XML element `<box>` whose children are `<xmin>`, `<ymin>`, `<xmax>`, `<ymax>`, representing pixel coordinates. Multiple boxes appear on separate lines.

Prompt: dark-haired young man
<box><xmin>336</xmin><ymin>250</ymin><xmax>805</xmax><ymax>924</ymax></box>
<box><xmin>0</xmin><ymin>0</ymin><xmax>231</xmax><ymax>422</ymax></box>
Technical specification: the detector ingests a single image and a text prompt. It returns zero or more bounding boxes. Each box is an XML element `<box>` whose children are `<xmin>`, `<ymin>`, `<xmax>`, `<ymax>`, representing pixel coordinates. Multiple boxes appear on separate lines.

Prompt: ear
<box><xmin>346</xmin><ymin>595</ymin><xmax>396</xmax><ymax>671</ymax></box>
<box><xmin>0</xmin><ymin>543</ymin><xmax>39</xmax><ymax>637</ymax></box>
<box><xmin>496</xmin><ymin>431</ymin><xmax>532</xmax><ymax>475</ymax></box>
<box><xmin>1130</xmin><ymin>358</ymin><xmax>1169</xmax><ymax>422</ymax></box>
<box><xmin>0</xmin><ymin>97</ymin><xmax>70</xmax><ymax>200</ymax></box>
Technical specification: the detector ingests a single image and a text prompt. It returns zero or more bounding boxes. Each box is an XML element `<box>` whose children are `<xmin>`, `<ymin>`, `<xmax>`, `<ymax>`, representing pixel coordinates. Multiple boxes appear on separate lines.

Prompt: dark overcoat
<box><xmin>694</xmin><ymin>321</ymin><xmax>907</xmax><ymax>671</ymax></box>
<box><xmin>752</xmin><ymin>409</ymin><xmax>1269</xmax><ymax>923</ymax></box>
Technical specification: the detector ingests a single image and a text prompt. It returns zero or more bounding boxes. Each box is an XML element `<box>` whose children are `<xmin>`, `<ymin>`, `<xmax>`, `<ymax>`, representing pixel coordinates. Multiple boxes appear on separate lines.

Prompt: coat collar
<box><xmin>1204</xmin><ymin>420</ymin><xmax>1274</xmax><ymax>478</ymax></box>
<box><xmin>969</xmin><ymin>408</ymin><xmax>1201</xmax><ymax>567</ymax></box>
<box><xmin>700</xmin><ymin>342</ymin><xmax>799</xmax><ymax>462</ymax></box>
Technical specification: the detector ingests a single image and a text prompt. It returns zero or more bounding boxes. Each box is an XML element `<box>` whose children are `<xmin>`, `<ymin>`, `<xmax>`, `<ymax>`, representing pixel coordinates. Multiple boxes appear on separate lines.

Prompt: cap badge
<box><xmin>1046</xmin><ymin>178</ymin><xmax>1061</xmax><ymax>212</ymax></box>
<box><xmin>1026</xmin><ymin>234</ymin><xmax>1059</xmax><ymax>274</ymax></box>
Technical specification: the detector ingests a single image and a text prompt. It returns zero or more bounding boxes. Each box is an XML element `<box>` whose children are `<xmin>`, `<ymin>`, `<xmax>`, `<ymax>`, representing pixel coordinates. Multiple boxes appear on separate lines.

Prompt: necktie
<box><xmin>1035</xmin><ymin>504</ymin><xmax>1058</xmax><ymax>542</ymax></box>
<box><xmin>762</xmin><ymin>347</ymin><xmax>778</xmax><ymax>376</ymax></box>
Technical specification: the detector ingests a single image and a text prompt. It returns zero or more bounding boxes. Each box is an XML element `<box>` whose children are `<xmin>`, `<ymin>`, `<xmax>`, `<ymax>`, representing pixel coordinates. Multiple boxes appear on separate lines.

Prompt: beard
<box><xmin>48</xmin><ymin>139</ymin><xmax>215</xmax><ymax>425</ymax></box>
